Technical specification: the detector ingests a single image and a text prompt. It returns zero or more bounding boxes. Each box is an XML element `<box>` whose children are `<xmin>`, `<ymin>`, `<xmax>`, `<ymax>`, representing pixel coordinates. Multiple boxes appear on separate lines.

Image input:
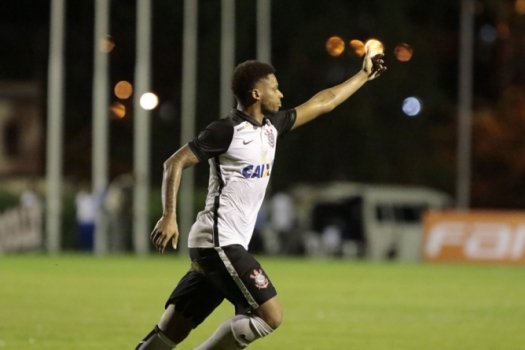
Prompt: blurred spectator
<box><xmin>75</xmin><ymin>185</ymin><xmax>96</xmax><ymax>251</ymax></box>
<box><xmin>20</xmin><ymin>188</ymin><xmax>40</xmax><ymax>208</ymax></box>
<box><xmin>105</xmin><ymin>174</ymin><xmax>134</xmax><ymax>253</ymax></box>
<box><xmin>20</xmin><ymin>182</ymin><xmax>43</xmax><ymax>246</ymax></box>
<box><xmin>270</xmin><ymin>191</ymin><xmax>298</xmax><ymax>254</ymax></box>
<box><xmin>321</xmin><ymin>219</ymin><xmax>344</xmax><ymax>256</ymax></box>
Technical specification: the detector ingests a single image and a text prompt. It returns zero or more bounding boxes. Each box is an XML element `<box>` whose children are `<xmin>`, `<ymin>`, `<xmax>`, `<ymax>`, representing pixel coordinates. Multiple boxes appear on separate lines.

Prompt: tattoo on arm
<box><xmin>161</xmin><ymin>145</ymin><xmax>199</xmax><ymax>217</ymax></box>
<box><xmin>162</xmin><ymin>166</ymin><xmax>179</xmax><ymax>215</ymax></box>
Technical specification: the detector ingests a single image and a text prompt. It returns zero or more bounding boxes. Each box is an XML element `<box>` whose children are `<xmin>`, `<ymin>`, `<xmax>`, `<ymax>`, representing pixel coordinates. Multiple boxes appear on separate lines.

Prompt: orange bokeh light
<box><xmin>114</xmin><ymin>80</ymin><xmax>133</xmax><ymax>100</ymax></box>
<box><xmin>497</xmin><ymin>23</ymin><xmax>511</xmax><ymax>39</ymax></box>
<box><xmin>349</xmin><ymin>39</ymin><xmax>366</xmax><ymax>57</ymax></box>
<box><xmin>516</xmin><ymin>0</ymin><xmax>525</xmax><ymax>15</ymax></box>
<box><xmin>394</xmin><ymin>43</ymin><xmax>414</xmax><ymax>62</ymax></box>
<box><xmin>99</xmin><ymin>35</ymin><xmax>116</xmax><ymax>53</ymax></box>
<box><xmin>110</xmin><ymin>102</ymin><xmax>126</xmax><ymax>119</ymax></box>
<box><xmin>326</xmin><ymin>36</ymin><xmax>345</xmax><ymax>57</ymax></box>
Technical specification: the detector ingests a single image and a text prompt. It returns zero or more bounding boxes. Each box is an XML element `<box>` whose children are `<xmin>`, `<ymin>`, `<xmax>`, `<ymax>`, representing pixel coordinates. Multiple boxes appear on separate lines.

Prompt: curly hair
<box><xmin>231</xmin><ymin>60</ymin><xmax>276</xmax><ymax>107</ymax></box>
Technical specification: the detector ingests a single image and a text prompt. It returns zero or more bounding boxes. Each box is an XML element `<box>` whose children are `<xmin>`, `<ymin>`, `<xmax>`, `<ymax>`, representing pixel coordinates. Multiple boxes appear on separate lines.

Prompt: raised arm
<box><xmin>292</xmin><ymin>44</ymin><xmax>386</xmax><ymax>130</ymax></box>
<box><xmin>151</xmin><ymin>144</ymin><xmax>200</xmax><ymax>253</ymax></box>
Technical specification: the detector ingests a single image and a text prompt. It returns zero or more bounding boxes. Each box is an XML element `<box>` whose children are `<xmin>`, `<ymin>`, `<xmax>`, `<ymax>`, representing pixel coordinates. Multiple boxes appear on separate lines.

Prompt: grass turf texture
<box><xmin>1</xmin><ymin>255</ymin><xmax>524</xmax><ymax>349</ymax></box>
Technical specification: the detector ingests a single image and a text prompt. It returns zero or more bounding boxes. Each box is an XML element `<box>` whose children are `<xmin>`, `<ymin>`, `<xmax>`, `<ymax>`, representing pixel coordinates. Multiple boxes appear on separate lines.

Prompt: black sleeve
<box><xmin>268</xmin><ymin>109</ymin><xmax>297</xmax><ymax>137</ymax></box>
<box><xmin>188</xmin><ymin>118</ymin><xmax>234</xmax><ymax>161</ymax></box>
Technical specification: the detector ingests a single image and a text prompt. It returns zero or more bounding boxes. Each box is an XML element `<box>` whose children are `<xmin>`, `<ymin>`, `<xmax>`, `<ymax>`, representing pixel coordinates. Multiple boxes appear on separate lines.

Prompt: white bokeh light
<box><xmin>139</xmin><ymin>92</ymin><xmax>159</xmax><ymax>110</ymax></box>
<box><xmin>402</xmin><ymin>96</ymin><xmax>422</xmax><ymax>117</ymax></box>
<box><xmin>479</xmin><ymin>24</ymin><xmax>498</xmax><ymax>44</ymax></box>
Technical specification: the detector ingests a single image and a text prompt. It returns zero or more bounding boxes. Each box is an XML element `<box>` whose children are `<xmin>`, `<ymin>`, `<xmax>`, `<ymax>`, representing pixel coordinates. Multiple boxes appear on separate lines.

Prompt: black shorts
<box><xmin>165</xmin><ymin>244</ymin><xmax>277</xmax><ymax>327</ymax></box>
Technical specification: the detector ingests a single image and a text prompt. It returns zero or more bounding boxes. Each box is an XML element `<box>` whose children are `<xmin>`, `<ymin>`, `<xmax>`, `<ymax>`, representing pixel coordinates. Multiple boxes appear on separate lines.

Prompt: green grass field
<box><xmin>1</xmin><ymin>254</ymin><xmax>525</xmax><ymax>350</ymax></box>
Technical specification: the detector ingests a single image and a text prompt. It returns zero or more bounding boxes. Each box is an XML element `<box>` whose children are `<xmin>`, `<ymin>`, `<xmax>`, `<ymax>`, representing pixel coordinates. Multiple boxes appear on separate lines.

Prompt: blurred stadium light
<box><xmin>139</xmin><ymin>92</ymin><xmax>159</xmax><ymax>111</ymax></box>
<box><xmin>110</xmin><ymin>102</ymin><xmax>126</xmax><ymax>119</ymax></box>
<box><xmin>114</xmin><ymin>80</ymin><xmax>133</xmax><ymax>100</ymax></box>
<box><xmin>402</xmin><ymin>96</ymin><xmax>422</xmax><ymax>117</ymax></box>
<box><xmin>325</xmin><ymin>36</ymin><xmax>345</xmax><ymax>57</ymax></box>
<box><xmin>516</xmin><ymin>0</ymin><xmax>525</xmax><ymax>14</ymax></box>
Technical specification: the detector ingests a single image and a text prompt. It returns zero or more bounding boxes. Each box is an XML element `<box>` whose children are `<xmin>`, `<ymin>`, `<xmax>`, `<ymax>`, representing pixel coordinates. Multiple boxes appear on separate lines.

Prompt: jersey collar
<box><xmin>232</xmin><ymin>109</ymin><xmax>268</xmax><ymax>127</ymax></box>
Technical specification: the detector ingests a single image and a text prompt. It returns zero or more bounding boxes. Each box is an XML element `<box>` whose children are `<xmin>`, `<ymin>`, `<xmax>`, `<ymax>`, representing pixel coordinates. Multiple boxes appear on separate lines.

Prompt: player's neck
<box><xmin>238</xmin><ymin>104</ymin><xmax>264</xmax><ymax>125</ymax></box>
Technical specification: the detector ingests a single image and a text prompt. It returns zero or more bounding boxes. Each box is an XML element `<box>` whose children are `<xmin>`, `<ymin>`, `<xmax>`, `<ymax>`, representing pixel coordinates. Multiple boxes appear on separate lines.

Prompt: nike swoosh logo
<box><xmin>243</xmin><ymin>139</ymin><xmax>254</xmax><ymax>145</ymax></box>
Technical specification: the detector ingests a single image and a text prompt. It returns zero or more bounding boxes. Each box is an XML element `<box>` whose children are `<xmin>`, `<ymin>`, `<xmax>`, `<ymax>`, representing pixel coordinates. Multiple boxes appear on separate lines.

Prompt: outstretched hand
<box><xmin>150</xmin><ymin>215</ymin><xmax>179</xmax><ymax>253</ymax></box>
<box><xmin>363</xmin><ymin>54</ymin><xmax>386</xmax><ymax>80</ymax></box>
<box><xmin>362</xmin><ymin>40</ymin><xmax>387</xmax><ymax>80</ymax></box>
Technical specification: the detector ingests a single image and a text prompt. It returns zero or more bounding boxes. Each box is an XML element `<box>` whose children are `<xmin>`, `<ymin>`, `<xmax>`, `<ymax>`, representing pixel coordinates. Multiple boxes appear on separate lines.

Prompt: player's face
<box><xmin>255</xmin><ymin>74</ymin><xmax>283</xmax><ymax>114</ymax></box>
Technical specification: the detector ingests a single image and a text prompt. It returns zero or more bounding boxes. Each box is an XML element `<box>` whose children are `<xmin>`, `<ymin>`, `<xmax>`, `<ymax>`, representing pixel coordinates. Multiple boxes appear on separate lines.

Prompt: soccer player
<box><xmin>136</xmin><ymin>46</ymin><xmax>386</xmax><ymax>349</ymax></box>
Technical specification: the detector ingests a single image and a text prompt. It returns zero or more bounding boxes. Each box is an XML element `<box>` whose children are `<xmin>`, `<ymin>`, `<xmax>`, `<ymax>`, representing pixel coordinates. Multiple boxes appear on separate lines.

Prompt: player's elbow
<box><xmin>163</xmin><ymin>157</ymin><xmax>175</xmax><ymax>171</ymax></box>
<box><xmin>163</xmin><ymin>156</ymin><xmax>181</xmax><ymax>176</ymax></box>
<box><xmin>322</xmin><ymin>100</ymin><xmax>337</xmax><ymax>114</ymax></box>
<box><xmin>163</xmin><ymin>147</ymin><xmax>192</xmax><ymax>172</ymax></box>
<box><xmin>313</xmin><ymin>90</ymin><xmax>337</xmax><ymax>114</ymax></box>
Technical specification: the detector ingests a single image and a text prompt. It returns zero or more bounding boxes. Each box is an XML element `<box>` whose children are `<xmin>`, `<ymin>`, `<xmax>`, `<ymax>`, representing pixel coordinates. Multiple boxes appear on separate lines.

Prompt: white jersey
<box><xmin>187</xmin><ymin>108</ymin><xmax>296</xmax><ymax>249</ymax></box>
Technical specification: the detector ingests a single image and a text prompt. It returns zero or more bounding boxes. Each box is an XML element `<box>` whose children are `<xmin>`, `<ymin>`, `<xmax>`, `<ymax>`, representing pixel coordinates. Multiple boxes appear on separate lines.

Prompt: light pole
<box><xmin>456</xmin><ymin>0</ymin><xmax>475</xmax><ymax>209</ymax></box>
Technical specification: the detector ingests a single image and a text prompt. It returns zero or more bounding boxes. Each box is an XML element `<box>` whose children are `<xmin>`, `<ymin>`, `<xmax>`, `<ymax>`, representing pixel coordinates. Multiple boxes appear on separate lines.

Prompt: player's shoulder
<box><xmin>202</xmin><ymin>115</ymin><xmax>235</xmax><ymax>133</ymax></box>
<box><xmin>190</xmin><ymin>115</ymin><xmax>235</xmax><ymax>160</ymax></box>
<box><xmin>267</xmin><ymin>108</ymin><xmax>296</xmax><ymax>122</ymax></box>
<box><xmin>267</xmin><ymin>108</ymin><xmax>297</xmax><ymax>134</ymax></box>
<box><xmin>203</xmin><ymin>110</ymin><xmax>254</xmax><ymax>131</ymax></box>
<box><xmin>274</xmin><ymin>108</ymin><xmax>296</xmax><ymax>117</ymax></box>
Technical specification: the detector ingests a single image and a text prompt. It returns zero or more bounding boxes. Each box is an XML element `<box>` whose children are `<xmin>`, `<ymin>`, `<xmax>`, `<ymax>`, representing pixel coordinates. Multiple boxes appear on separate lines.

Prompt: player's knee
<box><xmin>257</xmin><ymin>302</ymin><xmax>283</xmax><ymax>330</ymax></box>
<box><xmin>261</xmin><ymin>310</ymin><xmax>283</xmax><ymax>330</ymax></box>
<box><xmin>230</xmin><ymin>315</ymin><xmax>274</xmax><ymax>347</ymax></box>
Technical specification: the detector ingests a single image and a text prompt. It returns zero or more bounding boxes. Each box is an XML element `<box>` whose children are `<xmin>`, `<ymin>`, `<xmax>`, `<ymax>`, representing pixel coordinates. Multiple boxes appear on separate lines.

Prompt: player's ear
<box><xmin>251</xmin><ymin>89</ymin><xmax>261</xmax><ymax>101</ymax></box>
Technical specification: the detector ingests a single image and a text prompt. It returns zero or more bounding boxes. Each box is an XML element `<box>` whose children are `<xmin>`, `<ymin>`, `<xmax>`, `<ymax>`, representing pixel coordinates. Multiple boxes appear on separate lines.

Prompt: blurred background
<box><xmin>1</xmin><ymin>0</ymin><xmax>524</xmax><ymax>263</ymax></box>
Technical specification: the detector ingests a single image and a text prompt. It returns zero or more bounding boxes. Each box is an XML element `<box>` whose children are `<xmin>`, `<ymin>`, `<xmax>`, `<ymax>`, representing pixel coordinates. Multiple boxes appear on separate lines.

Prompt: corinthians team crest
<box><xmin>250</xmin><ymin>269</ymin><xmax>269</xmax><ymax>289</ymax></box>
<box><xmin>264</xmin><ymin>127</ymin><xmax>275</xmax><ymax>148</ymax></box>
